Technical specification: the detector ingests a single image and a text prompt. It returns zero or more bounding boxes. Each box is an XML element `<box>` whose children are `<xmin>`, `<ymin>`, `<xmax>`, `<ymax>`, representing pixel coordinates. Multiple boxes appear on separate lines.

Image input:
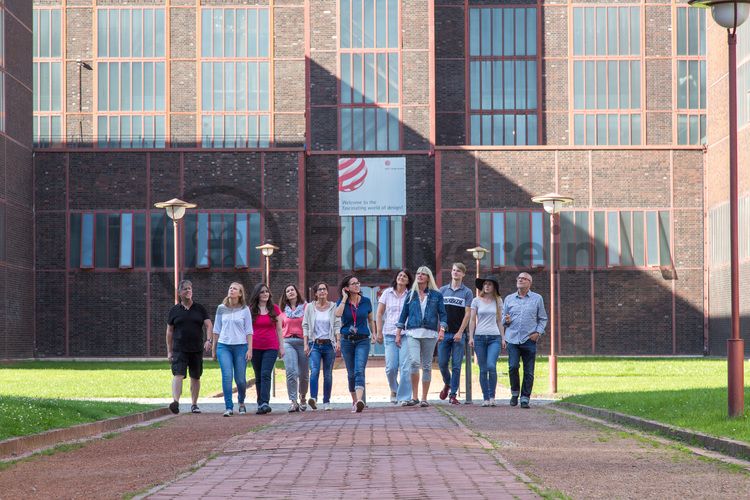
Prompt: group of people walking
<box><xmin>165</xmin><ymin>263</ymin><xmax>548</xmax><ymax>415</ymax></box>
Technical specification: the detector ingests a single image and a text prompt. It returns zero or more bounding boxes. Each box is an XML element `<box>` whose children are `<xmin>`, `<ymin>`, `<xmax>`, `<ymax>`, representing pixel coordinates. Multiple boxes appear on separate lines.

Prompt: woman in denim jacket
<box><xmin>395</xmin><ymin>266</ymin><xmax>448</xmax><ymax>407</ymax></box>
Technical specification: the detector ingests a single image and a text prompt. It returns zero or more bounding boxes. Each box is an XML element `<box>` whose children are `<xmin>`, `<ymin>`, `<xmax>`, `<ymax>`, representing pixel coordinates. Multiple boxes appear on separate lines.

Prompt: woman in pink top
<box><xmin>249</xmin><ymin>283</ymin><xmax>284</xmax><ymax>415</ymax></box>
<box><xmin>279</xmin><ymin>283</ymin><xmax>309</xmax><ymax>412</ymax></box>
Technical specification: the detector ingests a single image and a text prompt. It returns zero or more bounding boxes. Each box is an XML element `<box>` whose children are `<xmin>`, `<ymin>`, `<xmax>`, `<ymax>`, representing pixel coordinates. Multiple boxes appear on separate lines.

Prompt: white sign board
<box><xmin>338</xmin><ymin>157</ymin><xmax>406</xmax><ymax>216</ymax></box>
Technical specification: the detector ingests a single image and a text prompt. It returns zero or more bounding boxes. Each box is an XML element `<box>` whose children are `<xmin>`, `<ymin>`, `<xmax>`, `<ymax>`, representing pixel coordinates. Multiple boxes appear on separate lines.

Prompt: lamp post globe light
<box><xmin>464</xmin><ymin>245</ymin><xmax>488</xmax><ymax>404</ymax></box>
<box><xmin>154</xmin><ymin>198</ymin><xmax>196</xmax><ymax>303</ymax></box>
<box><xmin>256</xmin><ymin>243</ymin><xmax>279</xmax><ymax>287</ymax></box>
<box><xmin>531</xmin><ymin>192</ymin><xmax>573</xmax><ymax>395</ymax></box>
<box><xmin>688</xmin><ymin>0</ymin><xmax>749</xmax><ymax>418</ymax></box>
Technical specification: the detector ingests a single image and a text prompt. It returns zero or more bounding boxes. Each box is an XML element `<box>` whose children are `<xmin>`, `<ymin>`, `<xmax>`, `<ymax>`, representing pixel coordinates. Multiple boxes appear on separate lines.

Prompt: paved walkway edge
<box><xmin>0</xmin><ymin>407</ymin><xmax>173</xmax><ymax>461</ymax></box>
<box><xmin>436</xmin><ymin>406</ymin><xmax>535</xmax><ymax>486</ymax></box>
<box><xmin>556</xmin><ymin>402</ymin><xmax>750</xmax><ymax>461</ymax></box>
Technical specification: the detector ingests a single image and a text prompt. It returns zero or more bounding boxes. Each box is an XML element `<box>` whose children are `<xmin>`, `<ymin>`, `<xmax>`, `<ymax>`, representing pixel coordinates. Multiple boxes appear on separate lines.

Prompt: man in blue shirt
<box><xmin>502</xmin><ymin>272</ymin><xmax>548</xmax><ymax>408</ymax></box>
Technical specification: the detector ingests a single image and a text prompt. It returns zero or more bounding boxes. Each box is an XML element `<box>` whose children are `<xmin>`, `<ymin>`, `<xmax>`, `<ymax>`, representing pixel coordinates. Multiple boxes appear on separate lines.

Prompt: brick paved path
<box><xmin>147</xmin><ymin>406</ymin><xmax>536</xmax><ymax>499</ymax></box>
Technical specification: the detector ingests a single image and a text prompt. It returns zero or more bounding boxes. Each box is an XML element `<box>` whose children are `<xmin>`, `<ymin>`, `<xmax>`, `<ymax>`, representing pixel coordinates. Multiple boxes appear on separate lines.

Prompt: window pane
<box><xmin>469</xmin><ymin>9</ymin><xmax>480</xmax><ymax>56</ymax></box>
<box><xmin>209</xmin><ymin>214</ymin><xmax>223</xmax><ymax>267</ymax></box>
<box><xmin>492</xmin><ymin>212</ymin><xmax>504</xmax><ymax>267</ymax></box>
<box><xmin>646</xmin><ymin>211</ymin><xmax>659</xmax><ymax>266</ymax></box>
<box><xmin>353</xmin><ymin>216</ymin><xmax>365</xmax><ymax>269</ymax></box>
<box><xmin>108</xmin><ymin>214</ymin><xmax>120</xmax><ymax>268</ymax></box>
<box><xmin>81</xmin><ymin>214</ymin><xmax>95</xmax><ymax>268</ymax></box>
<box><xmin>505</xmin><ymin>212</ymin><xmax>517</xmax><ymax>267</ymax></box>
<box><xmin>531</xmin><ymin>212</ymin><xmax>544</xmax><ymax>266</ymax></box>
<box><xmin>197</xmin><ymin>212</ymin><xmax>209</xmax><ymax>267</ymax></box>
<box><xmin>593</xmin><ymin>211</ymin><xmax>605</xmax><ymax>267</ymax></box>
<box><xmin>607</xmin><ymin>212</ymin><xmax>620</xmax><ymax>265</ymax></box>
<box><xmin>479</xmin><ymin>212</ymin><xmax>491</xmax><ymax>268</ymax></box>
<box><xmin>95</xmin><ymin>214</ymin><xmax>108</xmax><ymax>268</ymax></box>
<box><xmin>388</xmin><ymin>54</ymin><xmax>399</xmax><ymax>104</ymax></box>
<box><xmin>619</xmin><ymin>212</ymin><xmax>633</xmax><ymax>266</ymax></box>
<box><xmin>633</xmin><ymin>211</ymin><xmax>644</xmax><ymax>266</ymax></box>
<box><xmin>390</xmin><ymin>216</ymin><xmax>402</xmax><ymax>267</ymax></box>
<box><xmin>378</xmin><ymin>216</ymin><xmax>390</xmax><ymax>269</ymax></box>
<box><xmin>659</xmin><ymin>211</ymin><xmax>671</xmax><ymax>266</ymax></box>
<box><xmin>365</xmin><ymin>216</ymin><xmax>377</xmax><ymax>268</ymax></box>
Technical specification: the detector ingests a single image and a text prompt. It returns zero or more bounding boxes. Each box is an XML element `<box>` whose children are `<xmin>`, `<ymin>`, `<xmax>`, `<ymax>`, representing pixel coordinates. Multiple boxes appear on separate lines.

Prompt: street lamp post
<box><xmin>154</xmin><ymin>198</ymin><xmax>196</xmax><ymax>303</ymax></box>
<box><xmin>255</xmin><ymin>243</ymin><xmax>279</xmax><ymax>287</ymax></box>
<box><xmin>688</xmin><ymin>0</ymin><xmax>749</xmax><ymax>418</ymax></box>
<box><xmin>531</xmin><ymin>193</ymin><xmax>573</xmax><ymax>394</ymax></box>
<box><xmin>465</xmin><ymin>245</ymin><xmax>488</xmax><ymax>404</ymax></box>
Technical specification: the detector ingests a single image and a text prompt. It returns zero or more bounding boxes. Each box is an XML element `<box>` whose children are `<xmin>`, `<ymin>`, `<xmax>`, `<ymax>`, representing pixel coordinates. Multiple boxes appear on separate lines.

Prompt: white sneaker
<box><xmin>324</xmin><ymin>403</ymin><xmax>332</xmax><ymax>411</ymax></box>
<box><xmin>351</xmin><ymin>403</ymin><xmax>357</xmax><ymax>413</ymax></box>
<box><xmin>481</xmin><ymin>400</ymin><xmax>490</xmax><ymax>407</ymax></box>
<box><xmin>390</xmin><ymin>392</ymin><xmax>397</xmax><ymax>404</ymax></box>
<box><xmin>489</xmin><ymin>398</ymin><xmax>496</xmax><ymax>407</ymax></box>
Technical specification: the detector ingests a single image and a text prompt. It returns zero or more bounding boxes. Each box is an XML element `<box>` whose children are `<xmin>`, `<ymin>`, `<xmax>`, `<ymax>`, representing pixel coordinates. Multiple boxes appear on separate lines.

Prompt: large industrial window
<box><xmin>572</xmin><ymin>6</ymin><xmax>642</xmax><ymax>145</ymax></box>
<box><xmin>339</xmin><ymin>0</ymin><xmax>401</xmax><ymax>151</ymax></box>
<box><xmin>70</xmin><ymin>212</ymin><xmax>147</xmax><ymax>269</ymax></box>
<box><xmin>341</xmin><ymin>215</ymin><xmax>403</xmax><ymax>270</ymax></box>
<box><xmin>33</xmin><ymin>8</ymin><xmax>63</xmax><ymax>145</ymax></box>
<box><xmin>96</xmin><ymin>8</ymin><xmax>167</xmax><ymax>147</ymax></box>
<box><xmin>592</xmin><ymin>210</ymin><xmax>672</xmax><ymax>268</ymax></box>
<box><xmin>676</xmin><ymin>6</ymin><xmax>706</xmax><ymax>145</ymax></box>
<box><xmin>182</xmin><ymin>211</ymin><xmax>262</xmax><ymax>269</ymax></box>
<box><xmin>200</xmin><ymin>7</ymin><xmax>271</xmax><ymax>148</ymax></box>
<box><xmin>478</xmin><ymin>211</ymin><xmax>548</xmax><ymax>269</ymax></box>
<box><xmin>468</xmin><ymin>7</ymin><xmax>540</xmax><ymax>146</ymax></box>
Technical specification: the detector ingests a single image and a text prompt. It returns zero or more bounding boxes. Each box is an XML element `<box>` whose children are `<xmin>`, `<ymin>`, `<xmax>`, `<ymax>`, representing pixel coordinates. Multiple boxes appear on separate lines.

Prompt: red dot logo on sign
<box><xmin>338</xmin><ymin>158</ymin><xmax>368</xmax><ymax>192</ymax></box>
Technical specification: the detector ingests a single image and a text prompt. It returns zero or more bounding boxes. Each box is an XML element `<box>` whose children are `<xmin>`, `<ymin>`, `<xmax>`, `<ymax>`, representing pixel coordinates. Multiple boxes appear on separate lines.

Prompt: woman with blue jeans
<box><xmin>212</xmin><ymin>282</ymin><xmax>253</xmax><ymax>417</ymax></box>
<box><xmin>395</xmin><ymin>266</ymin><xmax>448</xmax><ymax>407</ymax></box>
<box><xmin>335</xmin><ymin>275</ymin><xmax>375</xmax><ymax>413</ymax></box>
<box><xmin>468</xmin><ymin>276</ymin><xmax>505</xmax><ymax>407</ymax></box>
<box><xmin>375</xmin><ymin>269</ymin><xmax>413</xmax><ymax>404</ymax></box>
<box><xmin>302</xmin><ymin>281</ymin><xmax>340</xmax><ymax>411</ymax></box>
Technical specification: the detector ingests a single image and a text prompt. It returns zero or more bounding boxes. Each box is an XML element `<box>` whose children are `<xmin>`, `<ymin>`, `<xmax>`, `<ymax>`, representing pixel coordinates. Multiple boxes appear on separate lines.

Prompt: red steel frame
<box><xmin>464</xmin><ymin>4</ymin><xmax>543</xmax><ymax>146</ymax></box>
<box><xmin>93</xmin><ymin>6</ymin><xmax>169</xmax><ymax>147</ymax></box>
<box><xmin>568</xmin><ymin>4</ymin><xmax>646</xmax><ymax>146</ymax></box>
<box><xmin>336</xmin><ymin>0</ymin><xmax>403</xmax><ymax>152</ymax></box>
<box><xmin>673</xmin><ymin>5</ymin><xmax>707</xmax><ymax>145</ymax></box>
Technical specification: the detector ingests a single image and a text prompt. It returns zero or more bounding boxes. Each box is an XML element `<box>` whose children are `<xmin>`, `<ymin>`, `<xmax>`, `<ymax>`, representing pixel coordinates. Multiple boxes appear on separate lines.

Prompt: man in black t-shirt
<box><xmin>166</xmin><ymin>279</ymin><xmax>212</xmax><ymax>414</ymax></box>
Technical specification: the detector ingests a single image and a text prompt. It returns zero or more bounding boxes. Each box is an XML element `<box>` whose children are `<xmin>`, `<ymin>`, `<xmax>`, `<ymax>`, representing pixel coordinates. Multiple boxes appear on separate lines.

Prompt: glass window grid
<box><xmin>339</xmin><ymin>0</ymin><xmax>401</xmax><ymax>151</ymax></box>
<box><xmin>69</xmin><ymin>211</ymin><xmax>146</xmax><ymax>269</ymax></box>
<box><xmin>572</xmin><ymin>6</ymin><xmax>643</xmax><ymax>146</ymax></box>
<box><xmin>33</xmin><ymin>8</ymin><xmax>63</xmax><ymax>146</ymax></box>
<box><xmin>479</xmin><ymin>210</ymin><xmax>548</xmax><ymax>270</ymax></box>
<box><xmin>340</xmin><ymin>215</ymin><xmax>403</xmax><ymax>270</ymax></box>
<box><xmin>200</xmin><ymin>7</ymin><xmax>271</xmax><ymax>148</ymax></box>
<box><xmin>592</xmin><ymin>209</ymin><xmax>672</xmax><ymax>269</ymax></box>
<box><xmin>675</xmin><ymin>6</ymin><xmax>706</xmax><ymax>145</ymax></box>
<box><xmin>96</xmin><ymin>8</ymin><xmax>167</xmax><ymax>148</ymax></box>
<box><xmin>183</xmin><ymin>211</ymin><xmax>262</xmax><ymax>270</ymax></box>
<box><xmin>468</xmin><ymin>7</ymin><xmax>540</xmax><ymax>146</ymax></box>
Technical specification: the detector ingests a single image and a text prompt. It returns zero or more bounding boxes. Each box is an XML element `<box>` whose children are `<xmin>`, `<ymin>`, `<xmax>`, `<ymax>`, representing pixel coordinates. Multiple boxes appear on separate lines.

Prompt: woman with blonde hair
<box><xmin>468</xmin><ymin>275</ymin><xmax>505</xmax><ymax>407</ymax></box>
<box><xmin>212</xmin><ymin>282</ymin><xmax>253</xmax><ymax>416</ymax></box>
<box><xmin>395</xmin><ymin>266</ymin><xmax>448</xmax><ymax>407</ymax></box>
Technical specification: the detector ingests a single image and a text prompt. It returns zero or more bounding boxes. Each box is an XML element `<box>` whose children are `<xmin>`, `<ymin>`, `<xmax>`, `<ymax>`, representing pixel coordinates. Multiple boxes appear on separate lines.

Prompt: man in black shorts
<box><xmin>166</xmin><ymin>279</ymin><xmax>212</xmax><ymax>414</ymax></box>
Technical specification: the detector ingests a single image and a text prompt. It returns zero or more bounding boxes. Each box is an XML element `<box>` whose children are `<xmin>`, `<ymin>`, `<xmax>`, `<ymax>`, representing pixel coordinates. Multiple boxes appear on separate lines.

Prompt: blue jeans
<box><xmin>340</xmin><ymin>336</ymin><xmax>370</xmax><ymax>392</ymax></box>
<box><xmin>507</xmin><ymin>339</ymin><xmax>537</xmax><ymax>401</ymax></box>
<box><xmin>474</xmin><ymin>335</ymin><xmax>501</xmax><ymax>400</ymax></box>
<box><xmin>384</xmin><ymin>335</ymin><xmax>412</xmax><ymax>400</ymax></box>
<box><xmin>309</xmin><ymin>342</ymin><xmax>335</xmax><ymax>403</ymax></box>
<box><xmin>217</xmin><ymin>343</ymin><xmax>248</xmax><ymax>410</ymax></box>
<box><xmin>251</xmin><ymin>348</ymin><xmax>278</xmax><ymax>406</ymax></box>
<box><xmin>437</xmin><ymin>335</ymin><xmax>465</xmax><ymax>397</ymax></box>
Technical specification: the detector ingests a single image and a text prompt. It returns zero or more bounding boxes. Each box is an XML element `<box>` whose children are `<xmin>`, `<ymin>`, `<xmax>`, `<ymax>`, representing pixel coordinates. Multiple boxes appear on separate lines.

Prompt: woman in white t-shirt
<box><xmin>302</xmin><ymin>281</ymin><xmax>341</xmax><ymax>411</ymax></box>
<box><xmin>468</xmin><ymin>276</ymin><xmax>504</xmax><ymax>407</ymax></box>
<box><xmin>212</xmin><ymin>282</ymin><xmax>253</xmax><ymax>417</ymax></box>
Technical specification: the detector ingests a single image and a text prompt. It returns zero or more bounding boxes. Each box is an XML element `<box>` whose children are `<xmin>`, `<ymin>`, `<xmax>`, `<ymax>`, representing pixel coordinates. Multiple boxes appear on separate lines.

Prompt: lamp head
<box><xmin>531</xmin><ymin>192</ymin><xmax>574</xmax><ymax>214</ymax></box>
<box><xmin>466</xmin><ymin>246</ymin><xmax>489</xmax><ymax>261</ymax></box>
<box><xmin>688</xmin><ymin>0</ymin><xmax>750</xmax><ymax>29</ymax></box>
<box><xmin>256</xmin><ymin>243</ymin><xmax>279</xmax><ymax>257</ymax></box>
<box><xmin>154</xmin><ymin>198</ymin><xmax>196</xmax><ymax>220</ymax></box>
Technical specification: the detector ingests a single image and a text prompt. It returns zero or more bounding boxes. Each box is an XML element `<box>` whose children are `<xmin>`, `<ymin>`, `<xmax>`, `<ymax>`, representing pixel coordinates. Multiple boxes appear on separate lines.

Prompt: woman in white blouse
<box><xmin>212</xmin><ymin>282</ymin><xmax>253</xmax><ymax>417</ymax></box>
<box><xmin>302</xmin><ymin>281</ymin><xmax>341</xmax><ymax>411</ymax></box>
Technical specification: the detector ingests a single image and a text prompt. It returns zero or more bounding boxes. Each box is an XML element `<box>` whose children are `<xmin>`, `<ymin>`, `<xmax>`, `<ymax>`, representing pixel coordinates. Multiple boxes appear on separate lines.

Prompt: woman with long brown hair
<box><xmin>248</xmin><ymin>282</ymin><xmax>284</xmax><ymax>415</ymax></box>
<box><xmin>279</xmin><ymin>283</ymin><xmax>309</xmax><ymax>412</ymax></box>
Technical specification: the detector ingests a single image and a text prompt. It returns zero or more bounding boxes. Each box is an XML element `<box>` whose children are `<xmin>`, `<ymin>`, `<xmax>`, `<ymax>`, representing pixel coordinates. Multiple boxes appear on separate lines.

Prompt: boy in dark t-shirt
<box><xmin>437</xmin><ymin>263</ymin><xmax>474</xmax><ymax>404</ymax></box>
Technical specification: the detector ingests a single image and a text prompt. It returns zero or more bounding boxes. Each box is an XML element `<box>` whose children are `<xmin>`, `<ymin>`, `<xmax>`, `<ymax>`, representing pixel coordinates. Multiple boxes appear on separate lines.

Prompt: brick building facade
<box><xmin>1</xmin><ymin>0</ymin><xmax>742</xmax><ymax>358</ymax></box>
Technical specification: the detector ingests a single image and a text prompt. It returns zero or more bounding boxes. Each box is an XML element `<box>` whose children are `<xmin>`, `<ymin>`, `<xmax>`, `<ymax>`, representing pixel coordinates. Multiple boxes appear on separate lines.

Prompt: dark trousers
<box><xmin>251</xmin><ymin>348</ymin><xmax>278</xmax><ymax>406</ymax></box>
<box><xmin>506</xmin><ymin>339</ymin><xmax>537</xmax><ymax>400</ymax></box>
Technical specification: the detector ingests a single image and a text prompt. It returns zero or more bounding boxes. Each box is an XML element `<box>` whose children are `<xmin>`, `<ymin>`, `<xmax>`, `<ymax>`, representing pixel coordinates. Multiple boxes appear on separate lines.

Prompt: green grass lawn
<box><xmin>492</xmin><ymin>357</ymin><xmax>750</xmax><ymax>443</ymax></box>
<box><xmin>0</xmin><ymin>396</ymin><xmax>155</xmax><ymax>441</ymax></box>
<box><xmin>0</xmin><ymin>360</ymin><xmax>224</xmax><ymax>398</ymax></box>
